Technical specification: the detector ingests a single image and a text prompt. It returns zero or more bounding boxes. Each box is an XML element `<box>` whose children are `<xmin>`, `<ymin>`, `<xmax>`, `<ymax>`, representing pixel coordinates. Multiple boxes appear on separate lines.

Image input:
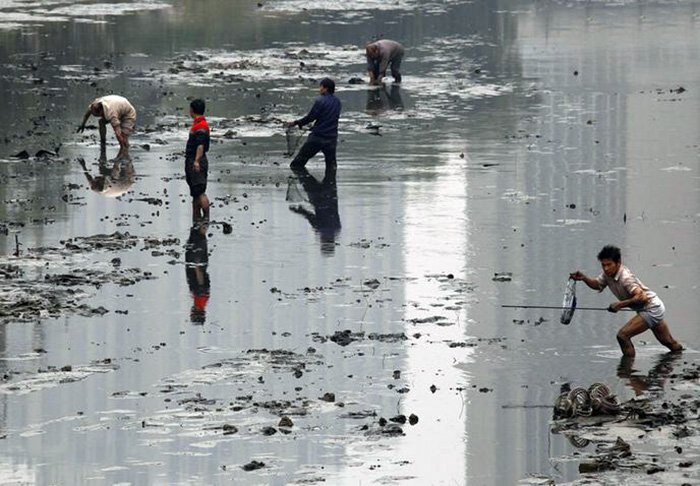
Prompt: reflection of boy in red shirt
<box><xmin>185</xmin><ymin>99</ymin><xmax>210</xmax><ymax>223</ymax></box>
<box><xmin>185</xmin><ymin>225</ymin><xmax>210</xmax><ymax>324</ymax></box>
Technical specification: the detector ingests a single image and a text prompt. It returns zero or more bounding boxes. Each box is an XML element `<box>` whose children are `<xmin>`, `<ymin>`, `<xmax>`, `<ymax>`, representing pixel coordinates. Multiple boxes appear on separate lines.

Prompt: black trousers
<box><xmin>290</xmin><ymin>134</ymin><xmax>337</xmax><ymax>170</ymax></box>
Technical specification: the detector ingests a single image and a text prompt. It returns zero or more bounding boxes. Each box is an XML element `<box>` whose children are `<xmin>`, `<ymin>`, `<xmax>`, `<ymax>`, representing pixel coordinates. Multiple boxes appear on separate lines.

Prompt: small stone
<box><xmin>278</xmin><ymin>416</ymin><xmax>293</xmax><ymax>428</ymax></box>
<box><xmin>261</xmin><ymin>426</ymin><xmax>277</xmax><ymax>436</ymax></box>
<box><xmin>222</xmin><ymin>424</ymin><xmax>238</xmax><ymax>435</ymax></box>
<box><xmin>408</xmin><ymin>414</ymin><xmax>419</xmax><ymax>425</ymax></box>
<box><xmin>430</xmin><ymin>384</ymin><xmax>437</xmax><ymax>393</ymax></box>
<box><xmin>320</xmin><ymin>392</ymin><xmax>335</xmax><ymax>402</ymax></box>
<box><xmin>242</xmin><ymin>460</ymin><xmax>265</xmax><ymax>471</ymax></box>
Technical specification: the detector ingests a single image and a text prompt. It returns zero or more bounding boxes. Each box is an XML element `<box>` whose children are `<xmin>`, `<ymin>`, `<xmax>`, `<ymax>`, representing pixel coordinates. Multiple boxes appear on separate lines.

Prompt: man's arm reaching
<box><xmin>569</xmin><ymin>271</ymin><xmax>602</xmax><ymax>290</ymax></box>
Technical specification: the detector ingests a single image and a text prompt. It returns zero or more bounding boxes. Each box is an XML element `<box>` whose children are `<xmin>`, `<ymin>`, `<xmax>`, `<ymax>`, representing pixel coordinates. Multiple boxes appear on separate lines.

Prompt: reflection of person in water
<box><xmin>78</xmin><ymin>146</ymin><xmax>135</xmax><ymax>198</ymax></box>
<box><xmin>617</xmin><ymin>352</ymin><xmax>681</xmax><ymax>397</ymax></box>
<box><xmin>185</xmin><ymin>225</ymin><xmax>210</xmax><ymax>324</ymax></box>
<box><xmin>366</xmin><ymin>85</ymin><xmax>404</xmax><ymax>115</ymax></box>
<box><xmin>289</xmin><ymin>167</ymin><xmax>341</xmax><ymax>256</ymax></box>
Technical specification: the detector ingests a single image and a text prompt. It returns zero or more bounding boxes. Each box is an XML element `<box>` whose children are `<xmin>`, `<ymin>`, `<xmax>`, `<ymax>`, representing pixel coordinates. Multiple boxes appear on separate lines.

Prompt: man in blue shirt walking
<box><xmin>286</xmin><ymin>78</ymin><xmax>341</xmax><ymax>171</ymax></box>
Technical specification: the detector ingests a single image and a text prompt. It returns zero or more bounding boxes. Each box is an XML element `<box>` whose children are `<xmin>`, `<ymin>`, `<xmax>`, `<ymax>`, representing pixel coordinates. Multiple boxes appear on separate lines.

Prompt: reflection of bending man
<box><xmin>78</xmin><ymin>146</ymin><xmax>135</xmax><ymax>198</ymax></box>
<box><xmin>289</xmin><ymin>167</ymin><xmax>341</xmax><ymax>256</ymax></box>
<box><xmin>185</xmin><ymin>225</ymin><xmax>210</xmax><ymax>324</ymax></box>
<box><xmin>366</xmin><ymin>85</ymin><xmax>404</xmax><ymax>115</ymax></box>
<box><xmin>77</xmin><ymin>95</ymin><xmax>136</xmax><ymax>160</ymax></box>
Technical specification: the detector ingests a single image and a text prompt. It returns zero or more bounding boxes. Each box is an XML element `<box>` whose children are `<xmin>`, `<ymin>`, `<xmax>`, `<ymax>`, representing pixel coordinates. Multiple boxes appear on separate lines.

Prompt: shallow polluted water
<box><xmin>0</xmin><ymin>0</ymin><xmax>699</xmax><ymax>484</ymax></box>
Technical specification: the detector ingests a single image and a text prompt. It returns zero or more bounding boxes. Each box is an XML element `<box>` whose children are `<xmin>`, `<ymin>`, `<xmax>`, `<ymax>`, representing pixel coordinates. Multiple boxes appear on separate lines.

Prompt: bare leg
<box><xmin>99</xmin><ymin>119</ymin><xmax>107</xmax><ymax>145</ymax></box>
<box><xmin>198</xmin><ymin>194</ymin><xmax>210</xmax><ymax>222</ymax></box>
<box><xmin>651</xmin><ymin>320</ymin><xmax>683</xmax><ymax>353</ymax></box>
<box><xmin>99</xmin><ymin>144</ymin><xmax>108</xmax><ymax>164</ymax></box>
<box><xmin>118</xmin><ymin>134</ymin><xmax>129</xmax><ymax>159</ymax></box>
<box><xmin>192</xmin><ymin>199</ymin><xmax>199</xmax><ymax>224</ymax></box>
<box><xmin>616</xmin><ymin>314</ymin><xmax>649</xmax><ymax>357</ymax></box>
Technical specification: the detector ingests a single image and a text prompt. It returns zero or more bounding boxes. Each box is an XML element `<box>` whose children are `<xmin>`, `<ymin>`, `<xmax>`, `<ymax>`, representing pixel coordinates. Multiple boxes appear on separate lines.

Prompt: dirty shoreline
<box><xmin>1</xmin><ymin>0</ymin><xmax>699</xmax><ymax>484</ymax></box>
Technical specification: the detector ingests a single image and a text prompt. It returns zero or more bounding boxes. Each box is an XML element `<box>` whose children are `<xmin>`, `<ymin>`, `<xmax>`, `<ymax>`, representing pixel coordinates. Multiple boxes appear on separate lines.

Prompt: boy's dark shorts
<box><xmin>188</xmin><ymin>182</ymin><xmax>207</xmax><ymax>198</ymax></box>
<box><xmin>185</xmin><ymin>157</ymin><xmax>208</xmax><ymax>198</ymax></box>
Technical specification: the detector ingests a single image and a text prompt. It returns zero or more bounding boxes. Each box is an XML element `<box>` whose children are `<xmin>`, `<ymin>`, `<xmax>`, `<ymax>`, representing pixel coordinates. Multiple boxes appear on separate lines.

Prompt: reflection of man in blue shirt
<box><xmin>286</xmin><ymin>78</ymin><xmax>341</xmax><ymax>171</ymax></box>
<box><xmin>289</xmin><ymin>167</ymin><xmax>341</xmax><ymax>256</ymax></box>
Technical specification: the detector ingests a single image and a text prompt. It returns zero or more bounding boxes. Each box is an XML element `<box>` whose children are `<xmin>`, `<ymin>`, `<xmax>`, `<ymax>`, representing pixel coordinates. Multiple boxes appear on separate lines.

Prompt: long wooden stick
<box><xmin>502</xmin><ymin>304</ymin><xmax>633</xmax><ymax>312</ymax></box>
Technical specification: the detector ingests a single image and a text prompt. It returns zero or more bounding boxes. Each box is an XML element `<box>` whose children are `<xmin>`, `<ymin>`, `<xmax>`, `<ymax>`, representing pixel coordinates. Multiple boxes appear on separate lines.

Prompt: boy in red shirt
<box><xmin>185</xmin><ymin>99</ymin><xmax>210</xmax><ymax>223</ymax></box>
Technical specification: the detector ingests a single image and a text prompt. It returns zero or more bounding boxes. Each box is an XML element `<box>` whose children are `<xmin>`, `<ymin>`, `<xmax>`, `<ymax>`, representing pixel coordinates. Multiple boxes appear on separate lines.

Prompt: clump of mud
<box><xmin>0</xmin><ymin>232</ymin><xmax>180</xmax><ymax>323</ymax></box>
<box><xmin>548</xmin><ymin>359</ymin><xmax>700</xmax><ymax>483</ymax></box>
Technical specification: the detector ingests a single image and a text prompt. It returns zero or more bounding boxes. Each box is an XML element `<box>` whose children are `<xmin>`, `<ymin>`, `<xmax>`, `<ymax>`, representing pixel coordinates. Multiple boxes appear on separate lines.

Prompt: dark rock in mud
<box><xmin>261</xmin><ymin>426</ymin><xmax>277</xmax><ymax>436</ymax></box>
<box><xmin>408</xmin><ymin>316</ymin><xmax>445</xmax><ymax>325</ymax></box>
<box><xmin>389</xmin><ymin>415</ymin><xmax>406</xmax><ymax>424</ymax></box>
<box><xmin>409</xmin><ymin>414</ymin><xmax>419</xmax><ymax>425</ymax></box>
<box><xmin>12</xmin><ymin>150</ymin><xmax>30</xmax><ymax>159</ymax></box>
<box><xmin>579</xmin><ymin>460</ymin><xmax>614</xmax><ymax>474</ymax></box>
<box><xmin>135</xmin><ymin>197</ymin><xmax>163</xmax><ymax>206</ymax></box>
<box><xmin>222</xmin><ymin>424</ymin><xmax>238</xmax><ymax>435</ymax></box>
<box><xmin>320</xmin><ymin>392</ymin><xmax>335</xmax><ymax>403</ymax></box>
<box><xmin>492</xmin><ymin>272</ymin><xmax>513</xmax><ymax>282</ymax></box>
<box><xmin>381</xmin><ymin>424</ymin><xmax>404</xmax><ymax>436</ymax></box>
<box><xmin>340</xmin><ymin>410</ymin><xmax>376</xmax><ymax>419</ymax></box>
<box><xmin>241</xmin><ymin>460</ymin><xmax>265</xmax><ymax>471</ymax></box>
<box><xmin>348</xmin><ymin>77</ymin><xmax>365</xmax><ymax>84</ymax></box>
<box><xmin>328</xmin><ymin>330</ymin><xmax>363</xmax><ymax>346</ymax></box>
<box><xmin>35</xmin><ymin>149</ymin><xmax>58</xmax><ymax>158</ymax></box>
<box><xmin>368</xmin><ymin>332</ymin><xmax>407</xmax><ymax>343</ymax></box>
<box><xmin>278</xmin><ymin>416</ymin><xmax>293</xmax><ymax>428</ymax></box>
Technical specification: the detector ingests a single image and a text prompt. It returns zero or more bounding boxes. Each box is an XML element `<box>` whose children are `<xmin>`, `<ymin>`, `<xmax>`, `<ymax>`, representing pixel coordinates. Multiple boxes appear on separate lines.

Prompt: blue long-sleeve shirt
<box><xmin>295</xmin><ymin>93</ymin><xmax>341</xmax><ymax>139</ymax></box>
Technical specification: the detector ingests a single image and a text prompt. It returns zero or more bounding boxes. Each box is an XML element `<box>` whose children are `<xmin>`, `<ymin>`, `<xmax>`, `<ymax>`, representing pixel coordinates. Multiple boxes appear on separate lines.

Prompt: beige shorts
<box><xmin>638</xmin><ymin>298</ymin><xmax>665</xmax><ymax>329</ymax></box>
<box><xmin>119</xmin><ymin>117</ymin><xmax>136</xmax><ymax>135</ymax></box>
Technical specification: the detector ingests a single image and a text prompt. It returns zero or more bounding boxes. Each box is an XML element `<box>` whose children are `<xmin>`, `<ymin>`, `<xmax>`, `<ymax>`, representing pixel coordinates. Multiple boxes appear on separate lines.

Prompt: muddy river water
<box><xmin>0</xmin><ymin>1</ymin><xmax>699</xmax><ymax>484</ymax></box>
